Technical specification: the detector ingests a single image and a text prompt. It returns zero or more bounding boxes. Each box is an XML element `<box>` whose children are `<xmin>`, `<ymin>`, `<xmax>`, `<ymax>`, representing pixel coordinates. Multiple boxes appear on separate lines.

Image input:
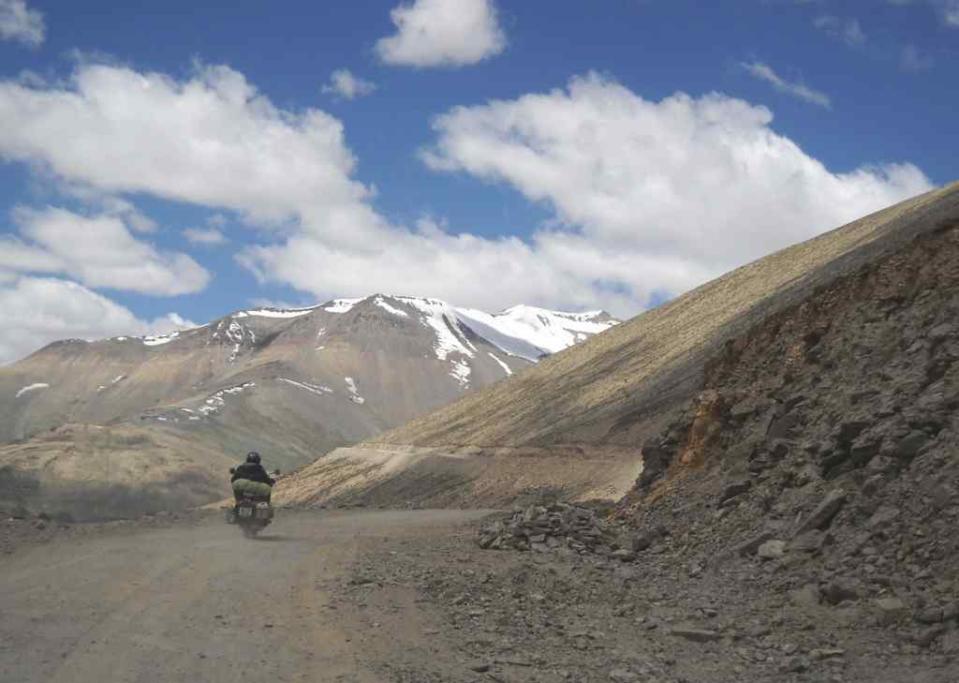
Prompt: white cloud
<box><xmin>0</xmin><ymin>62</ymin><xmax>932</xmax><ymax>323</ymax></box>
<box><xmin>375</xmin><ymin>0</ymin><xmax>506</xmax><ymax>67</ymax></box>
<box><xmin>937</xmin><ymin>0</ymin><xmax>959</xmax><ymax>24</ymax></box>
<box><xmin>900</xmin><ymin>44</ymin><xmax>935</xmax><ymax>71</ymax></box>
<box><xmin>741</xmin><ymin>61</ymin><xmax>832</xmax><ymax>108</ymax></box>
<box><xmin>183</xmin><ymin>215</ymin><xmax>229</xmax><ymax>246</ymax></box>
<box><xmin>0</xmin><ymin>62</ymin><xmax>380</xmax><ymax>231</ymax></box>
<box><xmin>0</xmin><ymin>276</ymin><xmax>196</xmax><ymax>364</ymax></box>
<box><xmin>889</xmin><ymin>0</ymin><xmax>959</xmax><ymax>26</ymax></box>
<box><xmin>322</xmin><ymin>69</ymin><xmax>376</xmax><ymax>100</ymax></box>
<box><xmin>2</xmin><ymin>206</ymin><xmax>210</xmax><ymax>295</ymax></box>
<box><xmin>183</xmin><ymin>226</ymin><xmax>228</xmax><ymax>246</ymax></box>
<box><xmin>0</xmin><ymin>0</ymin><xmax>44</xmax><ymax>47</ymax></box>
<box><xmin>813</xmin><ymin>15</ymin><xmax>866</xmax><ymax>46</ymax></box>
<box><xmin>413</xmin><ymin>73</ymin><xmax>930</xmax><ymax>309</ymax></box>
<box><xmin>247</xmin><ymin>74</ymin><xmax>929</xmax><ymax>315</ymax></box>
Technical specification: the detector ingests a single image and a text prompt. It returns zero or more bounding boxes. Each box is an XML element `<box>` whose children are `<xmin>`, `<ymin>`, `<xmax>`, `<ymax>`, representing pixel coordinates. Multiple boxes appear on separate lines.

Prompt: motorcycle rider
<box><xmin>230</xmin><ymin>451</ymin><xmax>275</xmax><ymax>502</ymax></box>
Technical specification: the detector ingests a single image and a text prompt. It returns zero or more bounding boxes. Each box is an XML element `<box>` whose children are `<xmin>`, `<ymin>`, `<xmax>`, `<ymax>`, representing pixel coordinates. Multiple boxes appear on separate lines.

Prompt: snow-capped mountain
<box><xmin>0</xmin><ymin>294</ymin><xmax>617</xmax><ymax>519</ymax></box>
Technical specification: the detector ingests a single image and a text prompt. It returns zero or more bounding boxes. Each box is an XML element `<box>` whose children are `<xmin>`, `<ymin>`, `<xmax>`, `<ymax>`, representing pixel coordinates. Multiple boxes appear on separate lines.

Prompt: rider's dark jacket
<box><xmin>231</xmin><ymin>462</ymin><xmax>275</xmax><ymax>486</ymax></box>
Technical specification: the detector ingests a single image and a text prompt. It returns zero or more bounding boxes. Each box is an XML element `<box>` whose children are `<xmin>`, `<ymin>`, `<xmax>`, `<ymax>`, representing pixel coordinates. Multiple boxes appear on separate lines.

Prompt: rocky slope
<box><xmin>0</xmin><ymin>295</ymin><xmax>615</xmax><ymax>519</ymax></box>
<box><xmin>320</xmin><ymin>192</ymin><xmax>959</xmax><ymax>682</ymax></box>
<box><xmin>277</xmin><ymin>182</ymin><xmax>959</xmax><ymax>507</ymax></box>
<box><xmin>416</xmin><ymin>209</ymin><xmax>959</xmax><ymax>682</ymax></box>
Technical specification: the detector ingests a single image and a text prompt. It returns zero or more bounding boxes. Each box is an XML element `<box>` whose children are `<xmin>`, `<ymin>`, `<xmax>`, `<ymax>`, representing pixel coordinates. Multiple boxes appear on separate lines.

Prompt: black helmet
<box><xmin>246</xmin><ymin>451</ymin><xmax>261</xmax><ymax>464</ymax></box>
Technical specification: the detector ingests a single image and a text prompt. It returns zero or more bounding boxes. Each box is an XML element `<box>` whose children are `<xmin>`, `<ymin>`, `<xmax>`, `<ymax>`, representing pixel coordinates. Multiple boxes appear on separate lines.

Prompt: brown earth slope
<box><xmin>278</xmin><ymin>181</ymin><xmax>959</xmax><ymax>507</ymax></box>
<box><xmin>1</xmin><ymin>296</ymin><xmax>613</xmax><ymax>519</ymax></box>
<box><xmin>326</xmin><ymin>195</ymin><xmax>959</xmax><ymax>681</ymax></box>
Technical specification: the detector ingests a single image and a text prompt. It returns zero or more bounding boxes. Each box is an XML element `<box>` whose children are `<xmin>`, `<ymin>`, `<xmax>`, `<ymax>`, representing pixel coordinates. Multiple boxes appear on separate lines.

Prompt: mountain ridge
<box><xmin>277</xmin><ymin>182</ymin><xmax>959</xmax><ymax>508</ymax></box>
<box><xmin>0</xmin><ymin>293</ymin><xmax>616</xmax><ymax>519</ymax></box>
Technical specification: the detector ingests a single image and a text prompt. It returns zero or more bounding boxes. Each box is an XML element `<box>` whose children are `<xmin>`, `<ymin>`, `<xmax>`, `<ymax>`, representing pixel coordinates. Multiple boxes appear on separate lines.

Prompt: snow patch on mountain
<box><xmin>358</xmin><ymin>294</ymin><xmax>615</xmax><ymax>387</ymax></box>
<box><xmin>236</xmin><ymin>307</ymin><xmax>315</xmax><ymax>319</ymax></box>
<box><xmin>16</xmin><ymin>383</ymin><xmax>49</xmax><ymax>398</ymax></box>
<box><xmin>455</xmin><ymin>305</ymin><xmax>617</xmax><ymax>362</ymax></box>
<box><xmin>395</xmin><ymin>296</ymin><xmax>476</xmax><ymax>361</ymax></box>
<box><xmin>279</xmin><ymin>378</ymin><xmax>333</xmax><ymax>396</ymax></box>
<box><xmin>143</xmin><ymin>331</ymin><xmax>179</xmax><ymax>346</ymax></box>
<box><xmin>197</xmin><ymin>381</ymin><xmax>256</xmax><ymax>416</ymax></box>
<box><xmin>450</xmin><ymin>359</ymin><xmax>471</xmax><ymax>387</ymax></box>
<box><xmin>345</xmin><ymin>377</ymin><xmax>365</xmax><ymax>404</ymax></box>
<box><xmin>487</xmin><ymin>352</ymin><xmax>512</xmax><ymax>376</ymax></box>
<box><xmin>210</xmin><ymin>318</ymin><xmax>257</xmax><ymax>363</ymax></box>
<box><xmin>97</xmin><ymin>374</ymin><xmax>126</xmax><ymax>392</ymax></box>
<box><xmin>373</xmin><ymin>296</ymin><xmax>409</xmax><ymax>318</ymax></box>
<box><xmin>324</xmin><ymin>298</ymin><xmax>362</xmax><ymax>313</ymax></box>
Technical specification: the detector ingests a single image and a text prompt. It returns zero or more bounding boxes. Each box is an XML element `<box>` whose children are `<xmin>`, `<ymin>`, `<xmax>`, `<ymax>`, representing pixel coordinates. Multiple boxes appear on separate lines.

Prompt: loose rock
<box><xmin>797</xmin><ymin>489</ymin><xmax>847</xmax><ymax>533</ymax></box>
<box><xmin>670</xmin><ymin>626</ymin><xmax>722</xmax><ymax>642</ymax></box>
<box><xmin>757</xmin><ymin>539</ymin><xmax>786</xmax><ymax>560</ymax></box>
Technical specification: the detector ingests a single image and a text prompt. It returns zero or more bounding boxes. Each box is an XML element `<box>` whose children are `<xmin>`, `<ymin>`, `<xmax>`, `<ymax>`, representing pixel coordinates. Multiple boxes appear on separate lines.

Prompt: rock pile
<box><xmin>477</xmin><ymin>503</ymin><xmax>622</xmax><ymax>555</ymax></box>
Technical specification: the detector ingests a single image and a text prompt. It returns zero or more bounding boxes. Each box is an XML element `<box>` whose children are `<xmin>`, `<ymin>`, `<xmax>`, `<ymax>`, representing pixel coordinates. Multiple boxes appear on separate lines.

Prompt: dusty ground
<box><xmin>0</xmin><ymin>509</ymin><xmax>494</xmax><ymax>683</ymax></box>
<box><xmin>4</xmin><ymin>508</ymin><xmax>956</xmax><ymax>683</ymax></box>
<box><xmin>352</xmin><ymin>517</ymin><xmax>959</xmax><ymax>683</ymax></box>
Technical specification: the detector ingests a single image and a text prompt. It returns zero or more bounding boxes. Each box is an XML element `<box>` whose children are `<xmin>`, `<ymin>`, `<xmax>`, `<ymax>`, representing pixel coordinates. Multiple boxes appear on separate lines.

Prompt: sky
<box><xmin>0</xmin><ymin>0</ymin><xmax>956</xmax><ymax>363</ymax></box>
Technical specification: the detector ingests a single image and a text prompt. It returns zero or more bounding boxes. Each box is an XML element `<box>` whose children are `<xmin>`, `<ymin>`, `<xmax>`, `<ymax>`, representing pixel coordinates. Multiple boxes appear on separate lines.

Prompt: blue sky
<box><xmin>0</xmin><ymin>0</ymin><xmax>955</xmax><ymax>362</ymax></box>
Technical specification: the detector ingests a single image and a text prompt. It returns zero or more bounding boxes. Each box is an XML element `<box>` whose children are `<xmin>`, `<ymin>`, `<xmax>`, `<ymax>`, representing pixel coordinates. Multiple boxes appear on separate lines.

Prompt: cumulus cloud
<box><xmin>322</xmin><ymin>69</ymin><xmax>376</xmax><ymax>100</ymax></box>
<box><xmin>928</xmin><ymin>0</ymin><xmax>959</xmax><ymax>26</ymax></box>
<box><xmin>900</xmin><ymin>44</ymin><xmax>935</xmax><ymax>71</ymax></box>
<box><xmin>889</xmin><ymin>0</ymin><xmax>959</xmax><ymax>27</ymax></box>
<box><xmin>183</xmin><ymin>226</ymin><xmax>227</xmax><ymax>246</ymax></box>
<box><xmin>0</xmin><ymin>62</ymin><xmax>379</xmax><ymax>232</ymax></box>
<box><xmin>1</xmin><ymin>206</ymin><xmax>210</xmax><ymax>295</ymax></box>
<box><xmin>813</xmin><ymin>15</ymin><xmax>866</xmax><ymax>46</ymax></box>
<box><xmin>375</xmin><ymin>0</ymin><xmax>506</xmax><ymax>67</ymax></box>
<box><xmin>741</xmin><ymin>61</ymin><xmax>832</xmax><ymax>108</ymax></box>
<box><xmin>248</xmin><ymin>73</ymin><xmax>929</xmax><ymax>314</ymax></box>
<box><xmin>183</xmin><ymin>215</ymin><xmax>229</xmax><ymax>246</ymax></box>
<box><xmin>414</xmin><ymin>73</ymin><xmax>930</xmax><ymax>308</ymax></box>
<box><xmin>0</xmin><ymin>62</ymin><xmax>932</xmax><ymax>321</ymax></box>
<box><xmin>0</xmin><ymin>0</ymin><xmax>44</xmax><ymax>47</ymax></box>
<box><xmin>0</xmin><ymin>277</ymin><xmax>196</xmax><ymax>364</ymax></box>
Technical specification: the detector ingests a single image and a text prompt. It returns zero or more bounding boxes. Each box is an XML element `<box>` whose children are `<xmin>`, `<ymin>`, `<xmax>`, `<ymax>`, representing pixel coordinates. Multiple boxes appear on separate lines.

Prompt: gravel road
<box><xmin>0</xmin><ymin>509</ymin><xmax>491</xmax><ymax>683</ymax></box>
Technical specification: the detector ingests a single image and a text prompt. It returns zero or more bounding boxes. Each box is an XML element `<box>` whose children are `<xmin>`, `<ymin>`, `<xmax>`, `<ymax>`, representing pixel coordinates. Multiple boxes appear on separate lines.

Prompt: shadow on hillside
<box><xmin>0</xmin><ymin>466</ymin><xmax>223</xmax><ymax>522</ymax></box>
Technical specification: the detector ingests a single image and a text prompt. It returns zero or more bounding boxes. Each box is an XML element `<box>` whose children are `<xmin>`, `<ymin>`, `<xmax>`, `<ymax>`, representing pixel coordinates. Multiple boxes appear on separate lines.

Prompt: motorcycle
<box><xmin>229</xmin><ymin>494</ymin><xmax>274</xmax><ymax>538</ymax></box>
<box><xmin>226</xmin><ymin>466</ymin><xmax>278</xmax><ymax>538</ymax></box>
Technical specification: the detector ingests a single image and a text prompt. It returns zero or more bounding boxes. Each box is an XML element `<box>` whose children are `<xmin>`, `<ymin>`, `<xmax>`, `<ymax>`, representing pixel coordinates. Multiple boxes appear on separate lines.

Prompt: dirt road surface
<box><xmin>0</xmin><ymin>509</ymin><xmax>491</xmax><ymax>683</ymax></box>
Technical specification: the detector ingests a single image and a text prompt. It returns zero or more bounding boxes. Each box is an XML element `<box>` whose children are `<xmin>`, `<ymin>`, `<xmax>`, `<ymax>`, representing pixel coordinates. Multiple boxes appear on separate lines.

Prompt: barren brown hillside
<box><xmin>377</xmin><ymin>182</ymin><xmax>959</xmax><ymax>449</ymax></box>
<box><xmin>278</xmin><ymin>182</ymin><xmax>959</xmax><ymax>508</ymax></box>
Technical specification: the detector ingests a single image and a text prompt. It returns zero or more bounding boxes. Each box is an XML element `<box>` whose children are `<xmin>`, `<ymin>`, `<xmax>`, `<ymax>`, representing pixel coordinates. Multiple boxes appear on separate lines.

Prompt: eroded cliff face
<box><xmin>616</xmin><ymin>223</ymin><xmax>959</xmax><ymax>647</ymax></box>
<box><xmin>633</xmin><ymin>219</ymin><xmax>959</xmax><ymax>497</ymax></box>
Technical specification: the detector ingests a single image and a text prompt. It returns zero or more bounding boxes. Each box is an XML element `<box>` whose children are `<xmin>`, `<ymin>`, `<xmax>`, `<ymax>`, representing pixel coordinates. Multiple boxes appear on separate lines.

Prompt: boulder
<box><xmin>941</xmin><ymin>629</ymin><xmax>959</xmax><ymax>654</ymax></box>
<box><xmin>718</xmin><ymin>480</ymin><xmax>751</xmax><ymax>505</ymax></box>
<box><xmin>669</xmin><ymin>626</ymin><xmax>721</xmax><ymax>642</ymax></box>
<box><xmin>757</xmin><ymin>540</ymin><xmax>786</xmax><ymax>560</ymax></box>
<box><xmin>789</xmin><ymin>583</ymin><xmax>822</xmax><ymax>608</ymax></box>
<box><xmin>735</xmin><ymin>531</ymin><xmax>775</xmax><ymax>557</ymax></box>
<box><xmin>836</xmin><ymin>420</ymin><xmax>870</xmax><ymax>444</ymax></box>
<box><xmin>821</xmin><ymin>578</ymin><xmax>862</xmax><ymax>605</ymax></box>
<box><xmin>894</xmin><ymin>431</ymin><xmax>929</xmax><ymax>460</ymax></box>
<box><xmin>928</xmin><ymin>322</ymin><xmax>956</xmax><ymax>342</ymax></box>
<box><xmin>915</xmin><ymin>606</ymin><xmax>944</xmax><ymax>624</ymax></box>
<box><xmin>873</xmin><ymin>597</ymin><xmax>908</xmax><ymax>626</ymax></box>
<box><xmin>788</xmin><ymin>530</ymin><xmax>826</xmax><ymax>554</ymax></box>
<box><xmin>631</xmin><ymin>529</ymin><xmax>660</xmax><ymax>552</ymax></box>
<box><xmin>866</xmin><ymin>506</ymin><xmax>900</xmax><ymax>529</ymax></box>
<box><xmin>797</xmin><ymin>489</ymin><xmax>847</xmax><ymax>534</ymax></box>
